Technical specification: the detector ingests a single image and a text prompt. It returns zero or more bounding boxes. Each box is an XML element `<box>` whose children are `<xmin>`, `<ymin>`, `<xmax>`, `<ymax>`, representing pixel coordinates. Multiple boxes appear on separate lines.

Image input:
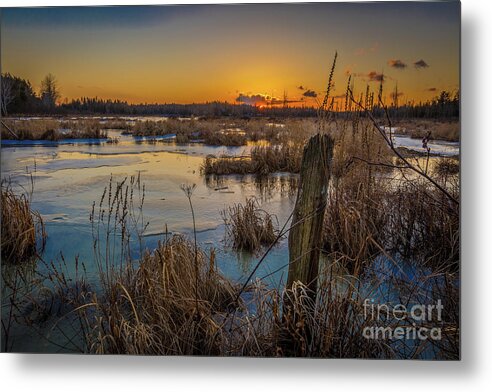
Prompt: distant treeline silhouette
<box><xmin>1</xmin><ymin>73</ymin><xmax>458</xmax><ymax>119</ymax></box>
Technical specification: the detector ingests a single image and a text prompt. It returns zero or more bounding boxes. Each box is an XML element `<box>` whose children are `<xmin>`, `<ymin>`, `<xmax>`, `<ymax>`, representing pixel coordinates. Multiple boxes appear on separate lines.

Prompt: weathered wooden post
<box><xmin>287</xmin><ymin>133</ymin><xmax>334</xmax><ymax>295</ymax></box>
<box><xmin>280</xmin><ymin>133</ymin><xmax>333</xmax><ymax>355</ymax></box>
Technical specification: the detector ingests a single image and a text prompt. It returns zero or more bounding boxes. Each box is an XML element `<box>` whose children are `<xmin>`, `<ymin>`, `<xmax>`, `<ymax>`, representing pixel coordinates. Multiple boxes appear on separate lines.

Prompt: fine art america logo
<box><xmin>362</xmin><ymin>299</ymin><xmax>443</xmax><ymax>341</ymax></box>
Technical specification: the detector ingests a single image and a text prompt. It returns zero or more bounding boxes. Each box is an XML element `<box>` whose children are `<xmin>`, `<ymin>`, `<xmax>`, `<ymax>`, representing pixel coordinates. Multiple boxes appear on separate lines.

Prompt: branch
<box><xmin>347</xmin><ymin>88</ymin><xmax>459</xmax><ymax>205</ymax></box>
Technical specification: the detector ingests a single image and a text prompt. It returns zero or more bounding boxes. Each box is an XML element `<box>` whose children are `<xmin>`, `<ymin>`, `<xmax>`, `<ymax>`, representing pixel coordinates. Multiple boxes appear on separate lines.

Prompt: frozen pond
<box><xmin>392</xmin><ymin>134</ymin><xmax>459</xmax><ymax>156</ymax></box>
<box><xmin>382</xmin><ymin>126</ymin><xmax>459</xmax><ymax>156</ymax></box>
<box><xmin>1</xmin><ymin>131</ymin><xmax>298</xmax><ymax>288</ymax></box>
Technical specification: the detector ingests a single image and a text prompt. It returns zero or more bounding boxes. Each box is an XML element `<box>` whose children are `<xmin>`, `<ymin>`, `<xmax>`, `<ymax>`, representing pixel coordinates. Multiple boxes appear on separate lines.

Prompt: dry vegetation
<box><xmin>222</xmin><ymin>198</ymin><xmax>278</xmax><ymax>252</ymax></box>
<box><xmin>201</xmin><ymin>121</ymin><xmax>315</xmax><ymax>176</ymax></box>
<box><xmin>1</xmin><ymin>115</ymin><xmax>458</xmax><ymax>146</ymax></box>
<box><xmin>1</xmin><ymin>116</ymin><xmax>317</xmax><ymax>147</ymax></box>
<box><xmin>84</xmin><ymin>236</ymin><xmax>238</xmax><ymax>355</ymax></box>
<box><xmin>397</xmin><ymin>119</ymin><xmax>460</xmax><ymax>142</ymax></box>
<box><xmin>1</xmin><ymin>118</ymin><xmax>107</xmax><ymax>140</ymax></box>
<box><xmin>201</xmin><ymin>141</ymin><xmax>305</xmax><ymax>176</ymax></box>
<box><xmin>1</xmin><ymin>181</ymin><xmax>46</xmax><ymax>264</ymax></box>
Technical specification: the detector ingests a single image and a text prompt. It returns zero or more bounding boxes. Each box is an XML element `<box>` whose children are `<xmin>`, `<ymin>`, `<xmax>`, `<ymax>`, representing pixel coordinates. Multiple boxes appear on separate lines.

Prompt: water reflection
<box><xmin>204</xmin><ymin>172</ymin><xmax>299</xmax><ymax>202</ymax></box>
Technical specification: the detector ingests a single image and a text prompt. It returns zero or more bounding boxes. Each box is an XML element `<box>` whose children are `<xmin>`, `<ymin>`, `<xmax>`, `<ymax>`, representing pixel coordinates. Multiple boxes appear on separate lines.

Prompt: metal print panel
<box><xmin>0</xmin><ymin>2</ymin><xmax>460</xmax><ymax>358</ymax></box>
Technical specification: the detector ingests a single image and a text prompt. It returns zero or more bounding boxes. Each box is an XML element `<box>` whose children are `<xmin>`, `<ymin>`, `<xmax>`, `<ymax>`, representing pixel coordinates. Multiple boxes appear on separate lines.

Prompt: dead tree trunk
<box><xmin>287</xmin><ymin>133</ymin><xmax>334</xmax><ymax>295</ymax></box>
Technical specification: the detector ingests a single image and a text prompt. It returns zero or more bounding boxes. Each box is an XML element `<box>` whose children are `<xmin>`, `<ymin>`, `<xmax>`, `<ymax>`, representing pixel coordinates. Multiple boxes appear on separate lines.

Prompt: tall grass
<box><xmin>1</xmin><ymin>181</ymin><xmax>46</xmax><ymax>264</ymax></box>
<box><xmin>222</xmin><ymin>198</ymin><xmax>278</xmax><ymax>252</ymax></box>
<box><xmin>82</xmin><ymin>236</ymin><xmax>238</xmax><ymax>355</ymax></box>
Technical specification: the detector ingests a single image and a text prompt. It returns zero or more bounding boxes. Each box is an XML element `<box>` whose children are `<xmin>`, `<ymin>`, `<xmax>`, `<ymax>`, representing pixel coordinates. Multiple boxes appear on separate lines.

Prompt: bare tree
<box><xmin>1</xmin><ymin>74</ymin><xmax>14</xmax><ymax>115</ymax></box>
<box><xmin>40</xmin><ymin>73</ymin><xmax>60</xmax><ymax>109</ymax></box>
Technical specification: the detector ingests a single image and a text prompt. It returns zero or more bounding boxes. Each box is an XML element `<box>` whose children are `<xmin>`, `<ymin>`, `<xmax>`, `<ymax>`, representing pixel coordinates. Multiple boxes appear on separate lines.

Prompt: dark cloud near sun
<box><xmin>297</xmin><ymin>85</ymin><xmax>305</xmax><ymax>90</ymax></box>
<box><xmin>414</xmin><ymin>59</ymin><xmax>429</xmax><ymax>69</ymax></box>
<box><xmin>235</xmin><ymin>93</ymin><xmax>301</xmax><ymax>106</ymax></box>
<box><xmin>427</xmin><ymin>87</ymin><xmax>437</xmax><ymax>92</ymax></box>
<box><xmin>303</xmin><ymin>89</ymin><xmax>317</xmax><ymax>98</ymax></box>
<box><xmin>388</xmin><ymin>59</ymin><xmax>407</xmax><ymax>69</ymax></box>
<box><xmin>235</xmin><ymin>93</ymin><xmax>269</xmax><ymax>106</ymax></box>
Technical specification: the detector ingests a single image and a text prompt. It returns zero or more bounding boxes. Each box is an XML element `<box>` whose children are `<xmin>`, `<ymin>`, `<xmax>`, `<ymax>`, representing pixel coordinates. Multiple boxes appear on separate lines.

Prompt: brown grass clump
<box><xmin>1</xmin><ymin>182</ymin><xmax>46</xmax><ymax>263</ymax></box>
<box><xmin>100</xmin><ymin>119</ymin><xmax>132</xmax><ymax>130</ymax></box>
<box><xmin>384</xmin><ymin>178</ymin><xmax>459</xmax><ymax>271</ymax></box>
<box><xmin>323</xmin><ymin>182</ymin><xmax>388</xmax><ymax>274</ymax></box>
<box><xmin>203</xmin><ymin>130</ymin><xmax>248</xmax><ymax>146</ymax></box>
<box><xmin>132</xmin><ymin>118</ymin><xmax>193</xmax><ymax>136</ymax></box>
<box><xmin>83</xmin><ymin>235</ymin><xmax>238</xmax><ymax>355</ymax></box>
<box><xmin>399</xmin><ymin>119</ymin><xmax>460</xmax><ymax>142</ymax></box>
<box><xmin>201</xmin><ymin>141</ymin><xmax>304</xmax><ymax>176</ymax></box>
<box><xmin>1</xmin><ymin>119</ymin><xmax>59</xmax><ymax>140</ymax></box>
<box><xmin>62</xmin><ymin>119</ymin><xmax>106</xmax><ymax>139</ymax></box>
<box><xmin>251</xmin><ymin>142</ymin><xmax>304</xmax><ymax>174</ymax></box>
<box><xmin>434</xmin><ymin>157</ymin><xmax>459</xmax><ymax>178</ymax></box>
<box><xmin>201</xmin><ymin>154</ymin><xmax>253</xmax><ymax>175</ymax></box>
<box><xmin>321</xmin><ymin>119</ymin><xmax>393</xmax><ymax>273</ymax></box>
<box><xmin>0</xmin><ymin>118</ymin><xmax>107</xmax><ymax>140</ymax></box>
<box><xmin>131</xmin><ymin>118</ymin><xmax>250</xmax><ymax>146</ymax></box>
<box><xmin>322</xmin><ymin>115</ymin><xmax>459</xmax><ymax>274</ymax></box>
<box><xmin>222</xmin><ymin>198</ymin><xmax>278</xmax><ymax>252</ymax></box>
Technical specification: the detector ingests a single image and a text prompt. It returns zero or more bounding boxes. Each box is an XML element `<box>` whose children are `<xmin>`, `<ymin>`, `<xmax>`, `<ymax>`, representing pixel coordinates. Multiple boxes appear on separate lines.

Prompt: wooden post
<box><xmin>287</xmin><ymin>133</ymin><xmax>334</xmax><ymax>295</ymax></box>
<box><xmin>279</xmin><ymin>134</ymin><xmax>334</xmax><ymax>356</ymax></box>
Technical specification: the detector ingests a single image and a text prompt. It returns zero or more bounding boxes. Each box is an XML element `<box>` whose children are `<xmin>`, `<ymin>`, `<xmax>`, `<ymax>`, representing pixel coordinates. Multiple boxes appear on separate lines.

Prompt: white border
<box><xmin>2</xmin><ymin>0</ymin><xmax>492</xmax><ymax>391</ymax></box>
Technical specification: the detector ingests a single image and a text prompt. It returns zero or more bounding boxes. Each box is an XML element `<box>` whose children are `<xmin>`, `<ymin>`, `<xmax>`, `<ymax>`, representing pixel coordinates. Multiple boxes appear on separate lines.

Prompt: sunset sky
<box><xmin>1</xmin><ymin>2</ymin><xmax>460</xmax><ymax>106</ymax></box>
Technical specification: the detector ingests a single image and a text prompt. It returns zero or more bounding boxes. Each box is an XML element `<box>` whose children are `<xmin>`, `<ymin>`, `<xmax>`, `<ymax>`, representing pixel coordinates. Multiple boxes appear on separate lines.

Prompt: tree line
<box><xmin>1</xmin><ymin>72</ymin><xmax>458</xmax><ymax>119</ymax></box>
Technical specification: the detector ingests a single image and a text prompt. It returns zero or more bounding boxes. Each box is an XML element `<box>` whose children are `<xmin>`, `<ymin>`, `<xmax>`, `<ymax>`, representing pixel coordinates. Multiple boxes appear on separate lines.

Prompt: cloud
<box><xmin>414</xmin><ymin>59</ymin><xmax>429</xmax><ymax>69</ymax></box>
<box><xmin>235</xmin><ymin>93</ymin><xmax>270</xmax><ymax>106</ymax></box>
<box><xmin>426</xmin><ymin>87</ymin><xmax>437</xmax><ymax>92</ymax></box>
<box><xmin>302</xmin><ymin>89</ymin><xmax>317</xmax><ymax>98</ymax></box>
<box><xmin>388</xmin><ymin>59</ymin><xmax>407</xmax><ymax>69</ymax></box>
<box><xmin>235</xmin><ymin>93</ymin><xmax>302</xmax><ymax>106</ymax></box>
<box><xmin>367</xmin><ymin>71</ymin><xmax>385</xmax><ymax>82</ymax></box>
<box><xmin>297</xmin><ymin>85</ymin><xmax>305</xmax><ymax>90</ymax></box>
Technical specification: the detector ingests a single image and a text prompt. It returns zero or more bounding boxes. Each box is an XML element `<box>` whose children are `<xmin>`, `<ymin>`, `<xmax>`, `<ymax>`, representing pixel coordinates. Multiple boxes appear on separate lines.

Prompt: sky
<box><xmin>1</xmin><ymin>2</ymin><xmax>460</xmax><ymax>106</ymax></box>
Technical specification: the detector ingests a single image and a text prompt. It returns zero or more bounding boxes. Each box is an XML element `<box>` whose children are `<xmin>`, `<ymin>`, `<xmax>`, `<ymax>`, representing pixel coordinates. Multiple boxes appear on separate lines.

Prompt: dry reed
<box><xmin>222</xmin><ymin>198</ymin><xmax>278</xmax><ymax>252</ymax></box>
<box><xmin>1</xmin><ymin>181</ymin><xmax>46</xmax><ymax>264</ymax></box>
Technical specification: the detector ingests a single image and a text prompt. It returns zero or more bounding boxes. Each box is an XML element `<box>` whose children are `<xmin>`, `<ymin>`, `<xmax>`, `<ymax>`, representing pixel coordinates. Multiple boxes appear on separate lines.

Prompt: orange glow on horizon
<box><xmin>1</xmin><ymin>4</ymin><xmax>459</xmax><ymax>107</ymax></box>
